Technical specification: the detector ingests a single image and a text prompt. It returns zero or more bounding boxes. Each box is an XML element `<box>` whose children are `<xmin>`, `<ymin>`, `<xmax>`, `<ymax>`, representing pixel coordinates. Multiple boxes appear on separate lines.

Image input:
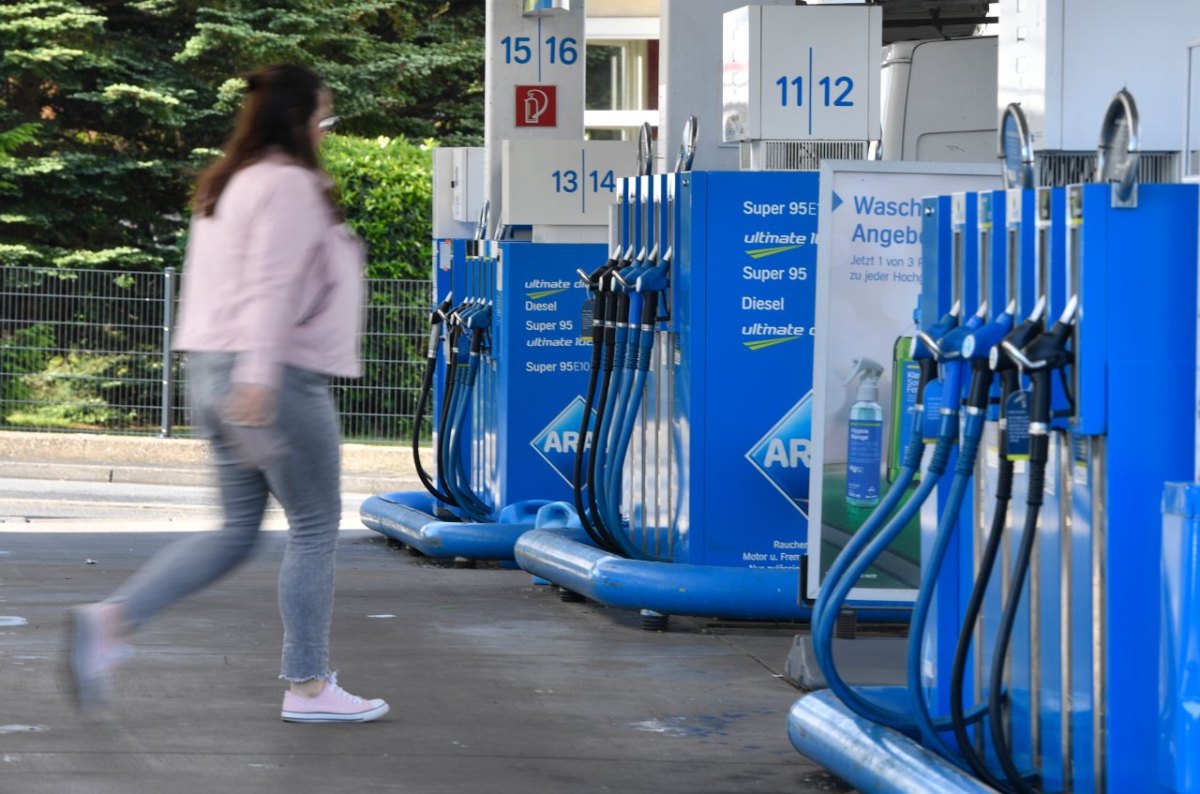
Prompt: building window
<box><xmin>585</xmin><ymin>38</ymin><xmax>659</xmax><ymax>141</ymax></box>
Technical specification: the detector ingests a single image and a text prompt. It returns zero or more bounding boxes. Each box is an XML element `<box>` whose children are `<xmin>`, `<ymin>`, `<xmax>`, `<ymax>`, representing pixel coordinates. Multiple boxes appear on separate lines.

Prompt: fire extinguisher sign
<box><xmin>515</xmin><ymin>85</ymin><xmax>557</xmax><ymax>127</ymax></box>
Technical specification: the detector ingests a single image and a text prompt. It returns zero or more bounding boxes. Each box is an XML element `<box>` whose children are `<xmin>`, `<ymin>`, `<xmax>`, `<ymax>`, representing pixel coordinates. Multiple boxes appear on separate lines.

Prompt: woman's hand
<box><xmin>224</xmin><ymin>383</ymin><xmax>278</xmax><ymax>426</ymax></box>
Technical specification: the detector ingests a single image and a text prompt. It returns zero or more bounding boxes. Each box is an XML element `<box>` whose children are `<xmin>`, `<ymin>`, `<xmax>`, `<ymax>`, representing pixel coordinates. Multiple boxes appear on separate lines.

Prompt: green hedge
<box><xmin>319</xmin><ymin>134</ymin><xmax>436</xmax><ymax>440</ymax></box>
<box><xmin>321</xmin><ymin>134</ymin><xmax>433</xmax><ymax>281</ymax></box>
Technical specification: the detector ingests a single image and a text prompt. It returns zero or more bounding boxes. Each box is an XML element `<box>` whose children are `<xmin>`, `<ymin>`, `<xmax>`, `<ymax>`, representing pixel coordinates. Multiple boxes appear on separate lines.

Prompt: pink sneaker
<box><xmin>281</xmin><ymin>674</ymin><xmax>389</xmax><ymax>723</ymax></box>
<box><xmin>64</xmin><ymin>603</ymin><xmax>130</xmax><ymax>713</ymax></box>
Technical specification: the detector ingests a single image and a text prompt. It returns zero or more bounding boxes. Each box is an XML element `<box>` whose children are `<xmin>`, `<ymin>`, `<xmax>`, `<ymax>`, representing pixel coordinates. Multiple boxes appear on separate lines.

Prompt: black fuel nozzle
<box><xmin>1005</xmin><ymin>295</ymin><xmax>1078</xmax><ymax>463</ymax></box>
<box><xmin>447</xmin><ymin>299</ymin><xmax>471</xmax><ymax>326</ymax></box>
<box><xmin>599</xmin><ymin>271</ymin><xmax>622</xmax><ymax>371</ymax></box>
<box><xmin>469</xmin><ymin>326</ymin><xmax>487</xmax><ymax>355</ymax></box>
<box><xmin>640</xmin><ymin>291</ymin><xmax>659</xmax><ymax>327</ymax></box>
<box><xmin>431</xmin><ymin>293</ymin><xmax>453</xmax><ymax>324</ymax></box>
<box><xmin>441</xmin><ymin>303</ymin><xmax>462</xmax><ymax>357</ymax></box>
<box><xmin>992</xmin><ymin>295</ymin><xmax>1047</xmax><ymax>383</ymax></box>
<box><xmin>579</xmin><ymin>255</ymin><xmax>620</xmax><ymax>346</ymax></box>
<box><xmin>578</xmin><ymin>248</ymin><xmax>621</xmax><ymax>294</ymax></box>
<box><xmin>426</xmin><ymin>293</ymin><xmax>455</xmax><ymax>358</ymax></box>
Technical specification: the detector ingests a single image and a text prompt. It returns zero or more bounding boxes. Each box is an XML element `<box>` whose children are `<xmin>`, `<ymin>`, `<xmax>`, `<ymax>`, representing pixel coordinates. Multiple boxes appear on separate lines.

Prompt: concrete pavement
<box><xmin>0</xmin><ymin>433</ymin><xmax>853</xmax><ymax>793</ymax></box>
<box><xmin>0</xmin><ymin>529</ymin><xmax>849</xmax><ymax>794</ymax></box>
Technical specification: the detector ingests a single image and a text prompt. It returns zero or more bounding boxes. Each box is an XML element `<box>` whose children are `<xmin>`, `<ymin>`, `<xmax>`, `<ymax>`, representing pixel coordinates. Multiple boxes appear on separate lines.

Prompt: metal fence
<box><xmin>0</xmin><ymin>266</ymin><xmax>433</xmax><ymax>443</ymax></box>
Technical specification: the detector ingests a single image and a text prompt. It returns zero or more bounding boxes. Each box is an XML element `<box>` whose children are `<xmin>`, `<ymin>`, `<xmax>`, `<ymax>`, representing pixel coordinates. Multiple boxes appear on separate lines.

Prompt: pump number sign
<box><xmin>501</xmin><ymin>139</ymin><xmax>637</xmax><ymax>227</ymax></box>
<box><xmin>722</xmin><ymin>5</ymin><xmax>881</xmax><ymax>143</ymax></box>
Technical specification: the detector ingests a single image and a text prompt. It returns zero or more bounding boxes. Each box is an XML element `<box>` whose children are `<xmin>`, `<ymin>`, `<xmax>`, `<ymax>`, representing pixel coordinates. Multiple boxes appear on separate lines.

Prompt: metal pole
<box><xmin>160</xmin><ymin>267</ymin><xmax>176</xmax><ymax>438</ymax></box>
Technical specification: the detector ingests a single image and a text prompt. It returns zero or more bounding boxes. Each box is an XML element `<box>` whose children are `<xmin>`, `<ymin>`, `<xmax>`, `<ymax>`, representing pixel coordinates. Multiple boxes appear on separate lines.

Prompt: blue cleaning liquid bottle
<box><xmin>845</xmin><ymin>357</ymin><xmax>885</xmax><ymax>508</ymax></box>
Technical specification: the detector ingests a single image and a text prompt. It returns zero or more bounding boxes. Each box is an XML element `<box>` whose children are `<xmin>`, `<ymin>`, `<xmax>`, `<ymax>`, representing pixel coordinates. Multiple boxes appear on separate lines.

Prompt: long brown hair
<box><xmin>194</xmin><ymin>64</ymin><xmax>327</xmax><ymax>217</ymax></box>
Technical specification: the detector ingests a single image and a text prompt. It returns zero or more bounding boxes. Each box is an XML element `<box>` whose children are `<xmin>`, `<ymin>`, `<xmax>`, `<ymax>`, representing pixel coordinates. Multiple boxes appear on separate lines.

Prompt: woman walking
<box><xmin>65</xmin><ymin>63</ymin><xmax>388</xmax><ymax>724</ymax></box>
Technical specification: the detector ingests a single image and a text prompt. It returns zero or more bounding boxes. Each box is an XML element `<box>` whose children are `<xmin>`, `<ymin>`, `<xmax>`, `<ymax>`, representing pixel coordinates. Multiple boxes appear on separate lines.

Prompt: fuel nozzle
<box><xmin>464</xmin><ymin>302</ymin><xmax>492</xmax><ymax>330</ymax></box>
<box><xmin>432</xmin><ymin>292</ymin><xmax>454</xmax><ymax>324</ymax></box>
<box><xmin>931</xmin><ymin>301</ymin><xmax>988</xmax><ymax>414</ymax></box>
<box><xmin>578</xmin><ymin>252</ymin><xmax>623</xmax><ymax>342</ymax></box>
<box><xmin>464</xmin><ymin>303</ymin><xmax>493</xmax><ymax>356</ymax></box>
<box><xmin>992</xmin><ymin>295</ymin><xmax>1047</xmax><ymax>374</ymax></box>
<box><xmin>634</xmin><ymin>256</ymin><xmax>668</xmax><ymax>293</ymax></box>
<box><xmin>914</xmin><ymin>300</ymin><xmax>962</xmax><ymax>361</ymax></box>
<box><xmin>578</xmin><ymin>248</ymin><xmax>622</xmax><ymax>293</ymax></box>
<box><xmin>1006</xmin><ymin>295</ymin><xmax>1078</xmax><ymax>461</ymax></box>
<box><xmin>426</xmin><ymin>292</ymin><xmax>455</xmax><ymax>358</ymax></box>
<box><xmin>912</xmin><ymin>301</ymin><xmax>962</xmax><ymax>402</ymax></box>
<box><xmin>962</xmin><ymin>299</ymin><xmax>1016</xmax><ymax>409</ymax></box>
<box><xmin>444</xmin><ymin>299</ymin><xmax>471</xmax><ymax>343</ymax></box>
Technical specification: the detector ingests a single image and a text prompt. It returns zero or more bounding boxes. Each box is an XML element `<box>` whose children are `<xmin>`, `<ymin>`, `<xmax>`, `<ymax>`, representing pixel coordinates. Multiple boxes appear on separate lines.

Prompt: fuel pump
<box><xmin>362</xmin><ymin>194</ymin><xmax>624</xmax><ymax>560</ymax></box>
<box><xmin>793</xmin><ymin>87</ymin><xmax>1200</xmax><ymax>794</ymax></box>
<box><xmin>515</xmin><ymin>89</ymin><xmax>901</xmax><ymax>627</ymax></box>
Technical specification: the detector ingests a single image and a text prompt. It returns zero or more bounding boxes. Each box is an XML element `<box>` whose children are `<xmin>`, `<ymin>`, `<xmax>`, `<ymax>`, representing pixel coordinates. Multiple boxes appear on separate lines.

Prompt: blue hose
<box><xmin>906</xmin><ymin>409</ymin><xmax>986</xmax><ymax>758</ymax></box>
<box><xmin>603</xmin><ymin>368</ymin><xmax>651</xmax><ymax>559</ymax></box>
<box><xmin>592</xmin><ymin>316</ymin><xmax>628</xmax><ymax>536</ymax></box>
<box><xmin>815</xmin><ymin>414</ymin><xmax>958</xmax><ymax>731</ymax></box>
<box><xmin>438</xmin><ymin>352</ymin><xmax>467</xmax><ymax>505</ymax></box>
<box><xmin>602</xmin><ymin>295</ymin><xmax>640</xmax><ymax>532</ymax></box>
<box><xmin>813</xmin><ymin>306</ymin><xmax>988</xmax><ymax>730</ymax></box>
<box><xmin>444</xmin><ymin>371</ymin><xmax>485</xmax><ymax>519</ymax></box>
<box><xmin>443</xmin><ymin>343</ymin><xmax>492</xmax><ymax>521</ymax></box>
<box><xmin>812</xmin><ymin>407</ymin><xmax>926</xmax><ymax>653</ymax></box>
<box><xmin>440</xmin><ymin>371</ymin><xmax>470</xmax><ymax>515</ymax></box>
<box><xmin>812</xmin><ymin>310</ymin><xmax>961</xmax><ymax>730</ymax></box>
<box><xmin>607</xmin><ymin>319</ymin><xmax>657</xmax><ymax>551</ymax></box>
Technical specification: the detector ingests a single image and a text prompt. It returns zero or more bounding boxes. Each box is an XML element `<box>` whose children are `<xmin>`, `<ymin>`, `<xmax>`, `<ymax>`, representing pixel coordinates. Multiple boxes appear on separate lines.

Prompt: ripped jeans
<box><xmin>107</xmin><ymin>351</ymin><xmax>342</xmax><ymax>682</ymax></box>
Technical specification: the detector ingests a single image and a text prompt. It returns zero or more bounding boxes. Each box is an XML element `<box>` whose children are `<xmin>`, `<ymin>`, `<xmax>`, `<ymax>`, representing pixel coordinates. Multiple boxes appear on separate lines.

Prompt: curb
<box><xmin>0</xmin><ymin>430</ymin><xmax>423</xmax><ymax>493</ymax></box>
<box><xmin>0</xmin><ymin>460</ymin><xmax>420</xmax><ymax>494</ymax></box>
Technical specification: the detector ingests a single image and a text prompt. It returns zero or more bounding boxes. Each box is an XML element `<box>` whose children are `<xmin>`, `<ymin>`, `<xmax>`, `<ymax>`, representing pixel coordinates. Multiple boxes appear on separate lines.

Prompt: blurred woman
<box><xmin>66</xmin><ymin>64</ymin><xmax>387</xmax><ymax>724</ymax></box>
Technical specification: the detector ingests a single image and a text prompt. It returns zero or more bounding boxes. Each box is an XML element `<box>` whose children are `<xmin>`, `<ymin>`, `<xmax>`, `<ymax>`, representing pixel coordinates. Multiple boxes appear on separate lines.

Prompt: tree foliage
<box><xmin>0</xmin><ymin>1</ymin><xmax>483</xmax><ymax>271</ymax></box>
<box><xmin>176</xmin><ymin>1</ymin><xmax>485</xmax><ymax>142</ymax></box>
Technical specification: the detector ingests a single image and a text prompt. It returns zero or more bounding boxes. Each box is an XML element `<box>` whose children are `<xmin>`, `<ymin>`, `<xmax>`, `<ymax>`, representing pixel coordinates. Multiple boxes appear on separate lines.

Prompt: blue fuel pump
<box><xmin>514</xmin><ymin>122</ymin><xmax>916</xmax><ymax>626</ymax></box>
<box><xmin>360</xmin><ymin>234</ymin><xmax>607</xmax><ymax>561</ymax></box>
<box><xmin>791</xmin><ymin>91</ymin><xmax>1200</xmax><ymax>794</ymax></box>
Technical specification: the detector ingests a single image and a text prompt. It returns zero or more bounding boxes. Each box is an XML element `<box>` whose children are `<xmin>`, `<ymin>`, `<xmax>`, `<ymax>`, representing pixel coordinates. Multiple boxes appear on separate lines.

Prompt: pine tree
<box><xmin>176</xmin><ymin>1</ymin><xmax>485</xmax><ymax>142</ymax></box>
<box><xmin>0</xmin><ymin>0</ymin><xmax>484</xmax><ymax>270</ymax></box>
<box><xmin>0</xmin><ymin>1</ymin><xmax>209</xmax><ymax>268</ymax></box>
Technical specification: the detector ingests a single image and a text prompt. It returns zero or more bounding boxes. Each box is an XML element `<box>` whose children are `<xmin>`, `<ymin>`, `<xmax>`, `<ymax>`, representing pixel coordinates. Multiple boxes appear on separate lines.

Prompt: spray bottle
<box><xmin>845</xmin><ymin>357</ymin><xmax>885</xmax><ymax>507</ymax></box>
<box><xmin>887</xmin><ymin>334</ymin><xmax>922</xmax><ymax>483</ymax></box>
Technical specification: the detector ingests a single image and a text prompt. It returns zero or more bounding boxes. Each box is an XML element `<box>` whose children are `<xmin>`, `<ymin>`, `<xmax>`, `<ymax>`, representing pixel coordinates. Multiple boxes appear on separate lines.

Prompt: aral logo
<box><xmin>745</xmin><ymin>392</ymin><xmax>813</xmax><ymax>518</ymax></box>
<box><xmin>530</xmin><ymin>396</ymin><xmax>592</xmax><ymax>486</ymax></box>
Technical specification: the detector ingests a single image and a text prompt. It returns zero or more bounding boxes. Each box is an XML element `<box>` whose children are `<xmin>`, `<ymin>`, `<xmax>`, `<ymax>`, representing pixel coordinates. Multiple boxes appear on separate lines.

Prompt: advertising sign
<box><xmin>805</xmin><ymin>160</ymin><xmax>999</xmax><ymax>602</ymax></box>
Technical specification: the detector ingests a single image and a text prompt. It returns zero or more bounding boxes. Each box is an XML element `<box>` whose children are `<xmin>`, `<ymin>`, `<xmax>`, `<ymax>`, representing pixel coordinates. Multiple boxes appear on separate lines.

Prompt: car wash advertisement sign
<box><xmin>806</xmin><ymin>161</ymin><xmax>1000</xmax><ymax>602</ymax></box>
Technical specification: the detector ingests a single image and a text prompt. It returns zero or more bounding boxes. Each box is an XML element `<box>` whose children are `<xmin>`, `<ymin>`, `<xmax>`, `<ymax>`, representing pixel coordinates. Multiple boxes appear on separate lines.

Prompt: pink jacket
<box><xmin>173</xmin><ymin>153</ymin><xmax>365</xmax><ymax>388</ymax></box>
